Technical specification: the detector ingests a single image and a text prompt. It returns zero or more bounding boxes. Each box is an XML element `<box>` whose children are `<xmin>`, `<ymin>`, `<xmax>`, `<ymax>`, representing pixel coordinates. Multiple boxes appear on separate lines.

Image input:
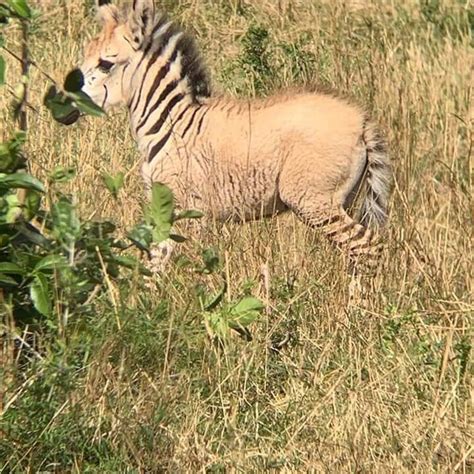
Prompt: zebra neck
<box><xmin>130</xmin><ymin>89</ymin><xmax>204</xmax><ymax>162</ymax></box>
<box><xmin>125</xmin><ymin>19</ymin><xmax>211</xmax><ymax>160</ymax></box>
<box><xmin>129</xmin><ymin>84</ymin><xmax>195</xmax><ymax>134</ymax></box>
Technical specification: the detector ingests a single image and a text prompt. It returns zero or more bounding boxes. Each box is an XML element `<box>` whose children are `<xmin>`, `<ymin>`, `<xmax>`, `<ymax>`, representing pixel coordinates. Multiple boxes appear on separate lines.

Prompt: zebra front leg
<box><xmin>148</xmin><ymin>239</ymin><xmax>177</xmax><ymax>275</ymax></box>
<box><xmin>146</xmin><ymin>213</ymin><xmax>202</xmax><ymax>275</ymax></box>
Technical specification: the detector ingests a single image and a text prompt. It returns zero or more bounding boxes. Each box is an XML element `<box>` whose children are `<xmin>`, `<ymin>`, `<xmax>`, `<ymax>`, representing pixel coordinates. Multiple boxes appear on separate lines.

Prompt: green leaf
<box><xmin>0</xmin><ymin>232</ymin><xmax>11</xmax><ymax>247</ymax></box>
<box><xmin>175</xmin><ymin>209</ymin><xmax>204</xmax><ymax>221</ymax></box>
<box><xmin>14</xmin><ymin>221</ymin><xmax>50</xmax><ymax>248</ymax></box>
<box><xmin>203</xmin><ymin>281</ymin><xmax>227</xmax><ymax>311</ymax></box>
<box><xmin>11</xmin><ymin>131</ymin><xmax>26</xmax><ymax>147</ymax></box>
<box><xmin>228</xmin><ymin>311</ymin><xmax>260</xmax><ymax>330</ymax></box>
<box><xmin>229</xmin><ymin>296</ymin><xmax>264</xmax><ymax>329</ymax></box>
<box><xmin>52</xmin><ymin>197</ymin><xmax>81</xmax><ymax>245</ymax></box>
<box><xmin>4</xmin><ymin>193</ymin><xmax>21</xmax><ymax>223</ymax></box>
<box><xmin>0</xmin><ymin>273</ymin><xmax>17</xmax><ymax>286</ymax></box>
<box><xmin>152</xmin><ymin>224</ymin><xmax>171</xmax><ymax>244</ymax></box>
<box><xmin>24</xmin><ymin>189</ymin><xmax>41</xmax><ymax>220</ymax></box>
<box><xmin>7</xmin><ymin>0</ymin><xmax>32</xmax><ymax>19</ymax></box>
<box><xmin>34</xmin><ymin>255</ymin><xmax>67</xmax><ymax>272</ymax></box>
<box><xmin>43</xmin><ymin>86</ymin><xmax>80</xmax><ymax>125</ymax></box>
<box><xmin>149</xmin><ymin>183</ymin><xmax>174</xmax><ymax>226</ymax></box>
<box><xmin>12</xmin><ymin>81</ymin><xmax>25</xmax><ymax>102</ymax></box>
<box><xmin>204</xmin><ymin>312</ymin><xmax>229</xmax><ymax>340</ymax></box>
<box><xmin>201</xmin><ymin>247</ymin><xmax>220</xmax><ymax>274</ymax></box>
<box><xmin>69</xmin><ymin>91</ymin><xmax>105</xmax><ymax>117</ymax></box>
<box><xmin>0</xmin><ymin>7</ymin><xmax>11</xmax><ymax>25</ymax></box>
<box><xmin>64</xmin><ymin>68</ymin><xmax>84</xmax><ymax>93</ymax></box>
<box><xmin>146</xmin><ymin>183</ymin><xmax>175</xmax><ymax>244</ymax></box>
<box><xmin>111</xmin><ymin>255</ymin><xmax>152</xmax><ymax>276</ymax></box>
<box><xmin>128</xmin><ymin>223</ymin><xmax>153</xmax><ymax>251</ymax></box>
<box><xmin>0</xmin><ymin>172</ymin><xmax>45</xmax><ymax>192</ymax></box>
<box><xmin>30</xmin><ymin>273</ymin><xmax>51</xmax><ymax>317</ymax></box>
<box><xmin>231</xmin><ymin>296</ymin><xmax>265</xmax><ymax>315</ymax></box>
<box><xmin>49</xmin><ymin>166</ymin><xmax>76</xmax><ymax>183</ymax></box>
<box><xmin>102</xmin><ymin>172</ymin><xmax>124</xmax><ymax>198</ymax></box>
<box><xmin>48</xmin><ymin>100</ymin><xmax>80</xmax><ymax>125</ymax></box>
<box><xmin>43</xmin><ymin>84</ymin><xmax>57</xmax><ymax>103</ymax></box>
<box><xmin>0</xmin><ymin>55</ymin><xmax>5</xmax><ymax>86</ymax></box>
<box><xmin>0</xmin><ymin>134</ymin><xmax>27</xmax><ymax>173</ymax></box>
<box><xmin>0</xmin><ymin>262</ymin><xmax>24</xmax><ymax>275</ymax></box>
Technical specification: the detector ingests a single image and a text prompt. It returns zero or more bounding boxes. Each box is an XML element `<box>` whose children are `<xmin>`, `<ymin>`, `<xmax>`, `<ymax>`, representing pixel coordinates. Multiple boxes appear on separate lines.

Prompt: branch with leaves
<box><xmin>0</xmin><ymin>0</ymin><xmax>264</xmax><ymax>352</ymax></box>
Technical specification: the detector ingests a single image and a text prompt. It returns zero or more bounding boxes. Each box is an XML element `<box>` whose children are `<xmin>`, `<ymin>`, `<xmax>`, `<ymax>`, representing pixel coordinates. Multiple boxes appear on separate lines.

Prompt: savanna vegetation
<box><xmin>0</xmin><ymin>0</ymin><xmax>472</xmax><ymax>471</ymax></box>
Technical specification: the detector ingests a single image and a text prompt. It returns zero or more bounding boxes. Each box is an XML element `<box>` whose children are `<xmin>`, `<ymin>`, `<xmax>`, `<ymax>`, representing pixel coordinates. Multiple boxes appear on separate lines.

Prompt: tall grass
<box><xmin>1</xmin><ymin>0</ymin><xmax>472</xmax><ymax>471</ymax></box>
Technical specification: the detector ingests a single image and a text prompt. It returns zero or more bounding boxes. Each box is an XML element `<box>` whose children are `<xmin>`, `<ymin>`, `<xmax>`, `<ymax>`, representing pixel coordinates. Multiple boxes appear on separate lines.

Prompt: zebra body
<box><xmin>78</xmin><ymin>0</ymin><xmax>391</xmax><ymax>263</ymax></box>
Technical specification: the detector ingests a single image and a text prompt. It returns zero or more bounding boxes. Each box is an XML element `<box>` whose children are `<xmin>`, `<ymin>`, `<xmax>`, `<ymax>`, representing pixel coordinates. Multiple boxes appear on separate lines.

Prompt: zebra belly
<box><xmin>202</xmin><ymin>164</ymin><xmax>286</xmax><ymax>221</ymax></box>
<box><xmin>144</xmin><ymin>153</ymin><xmax>286</xmax><ymax>221</ymax></box>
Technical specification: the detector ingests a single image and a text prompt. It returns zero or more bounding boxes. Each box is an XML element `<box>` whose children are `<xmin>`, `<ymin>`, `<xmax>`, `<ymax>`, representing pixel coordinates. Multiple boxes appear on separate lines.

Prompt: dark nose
<box><xmin>64</xmin><ymin>68</ymin><xmax>85</xmax><ymax>93</ymax></box>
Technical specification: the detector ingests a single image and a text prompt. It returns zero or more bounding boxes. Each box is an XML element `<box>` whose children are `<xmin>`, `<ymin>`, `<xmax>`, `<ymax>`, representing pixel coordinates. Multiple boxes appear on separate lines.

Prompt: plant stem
<box><xmin>1</xmin><ymin>45</ymin><xmax>57</xmax><ymax>85</ymax></box>
<box><xmin>19</xmin><ymin>20</ymin><xmax>29</xmax><ymax>132</ymax></box>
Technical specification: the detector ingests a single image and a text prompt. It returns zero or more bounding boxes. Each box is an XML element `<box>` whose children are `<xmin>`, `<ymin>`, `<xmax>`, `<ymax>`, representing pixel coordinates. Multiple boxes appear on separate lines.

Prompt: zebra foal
<box><xmin>70</xmin><ymin>0</ymin><xmax>391</xmax><ymax>269</ymax></box>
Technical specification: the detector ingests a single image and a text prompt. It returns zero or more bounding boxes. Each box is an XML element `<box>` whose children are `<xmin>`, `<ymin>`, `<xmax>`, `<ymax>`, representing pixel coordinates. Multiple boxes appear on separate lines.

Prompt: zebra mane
<box><xmin>144</xmin><ymin>14</ymin><xmax>211</xmax><ymax>100</ymax></box>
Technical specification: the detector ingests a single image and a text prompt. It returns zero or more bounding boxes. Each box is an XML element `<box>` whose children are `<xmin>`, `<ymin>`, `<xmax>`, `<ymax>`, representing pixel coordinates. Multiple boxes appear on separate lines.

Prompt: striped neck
<box><xmin>125</xmin><ymin>16</ymin><xmax>210</xmax><ymax>149</ymax></box>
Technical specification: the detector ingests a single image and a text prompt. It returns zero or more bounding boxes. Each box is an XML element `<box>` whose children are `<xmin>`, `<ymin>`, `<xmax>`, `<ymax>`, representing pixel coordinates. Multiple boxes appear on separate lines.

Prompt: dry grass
<box><xmin>1</xmin><ymin>0</ymin><xmax>472</xmax><ymax>471</ymax></box>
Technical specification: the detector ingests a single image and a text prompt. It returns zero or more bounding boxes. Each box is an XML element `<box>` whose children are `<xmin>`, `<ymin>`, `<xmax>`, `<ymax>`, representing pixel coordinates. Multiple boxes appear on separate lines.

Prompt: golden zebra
<box><xmin>69</xmin><ymin>0</ymin><xmax>392</xmax><ymax>267</ymax></box>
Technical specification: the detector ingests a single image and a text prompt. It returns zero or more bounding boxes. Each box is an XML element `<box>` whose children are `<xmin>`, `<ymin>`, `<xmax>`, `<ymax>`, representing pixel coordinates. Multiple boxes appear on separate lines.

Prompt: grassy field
<box><xmin>1</xmin><ymin>0</ymin><xmax>472</xmax><ymax>471</ymax></box>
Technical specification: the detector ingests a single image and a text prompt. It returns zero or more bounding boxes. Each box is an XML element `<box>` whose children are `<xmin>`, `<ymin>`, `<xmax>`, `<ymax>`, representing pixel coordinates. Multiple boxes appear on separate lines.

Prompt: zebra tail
<box><xmin>359</xmin><ymin>121</ymin><xmax>392</xmax><ymax>229</ymax></box>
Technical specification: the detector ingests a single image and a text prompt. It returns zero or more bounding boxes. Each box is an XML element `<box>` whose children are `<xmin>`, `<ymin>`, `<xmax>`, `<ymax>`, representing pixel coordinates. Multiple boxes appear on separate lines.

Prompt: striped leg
<box><xmin>148</xmin><ymin>239</ymin><xmax>176</xmax><ymax>275</ymax></box>
<box><xmin>319</xmin><ymin>208</ymin><xmax>382</xmax><ymax>266</ymax></box>
<box><xmin>284</xmin><ymin>200</ymin><xmax>382</xmax><ymax>269</ymax></box>
<box><xmin>318</xmin><ymin>208</ymin><xmax>382</xmax><ymax>304</ymax></box>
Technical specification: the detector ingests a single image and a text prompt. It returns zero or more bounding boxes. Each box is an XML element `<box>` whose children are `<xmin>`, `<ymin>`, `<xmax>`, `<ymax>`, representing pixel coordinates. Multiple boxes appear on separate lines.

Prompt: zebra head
<box><xmin>79</xmin><ymin>0</ymin><xmax>156</xmax><ymax>110</ymax></box>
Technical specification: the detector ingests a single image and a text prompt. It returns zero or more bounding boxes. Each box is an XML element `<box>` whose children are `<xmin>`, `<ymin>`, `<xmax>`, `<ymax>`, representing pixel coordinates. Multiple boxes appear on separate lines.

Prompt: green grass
<box><xmin>1</xmin><ymin>0</ymin><xmax>472</xmax><ymax>471</ymax></box>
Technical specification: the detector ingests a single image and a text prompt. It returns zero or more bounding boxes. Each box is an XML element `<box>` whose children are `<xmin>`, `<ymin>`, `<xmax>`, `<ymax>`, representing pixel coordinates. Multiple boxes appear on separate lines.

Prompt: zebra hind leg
<box><xmin>319</xmin><ymin>207</ymin><xmax>383</xmax><ymax>269</ymax></box>
<box><xmin>285</xmin><ymin>202</ymin><xmax>382</xmax><ymax>267</ymax></box>
<box><xmin>318</xmin><ymin>207</ymin><xmax>384</xmax><ymax>305</ymax></box>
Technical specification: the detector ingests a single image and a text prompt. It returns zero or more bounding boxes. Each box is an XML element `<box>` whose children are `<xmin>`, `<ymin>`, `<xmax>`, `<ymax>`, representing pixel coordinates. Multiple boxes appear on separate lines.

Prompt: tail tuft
<box><xmin>359</xmin><ymin>122</ymin><xmax>392</xmax><ymax>229</ymax></box>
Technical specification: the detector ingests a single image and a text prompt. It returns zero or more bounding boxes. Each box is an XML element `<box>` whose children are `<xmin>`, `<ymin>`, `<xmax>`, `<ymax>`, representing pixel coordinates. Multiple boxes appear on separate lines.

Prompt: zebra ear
<box><xmin>96</xmin><ymin>1</ymin><xmax>120</xmax><ymax>27</ymax></box>
<box><xmin>128</xmin><ymin>0</ymin><xmax>155</xmax><ymax>46</ymax></box>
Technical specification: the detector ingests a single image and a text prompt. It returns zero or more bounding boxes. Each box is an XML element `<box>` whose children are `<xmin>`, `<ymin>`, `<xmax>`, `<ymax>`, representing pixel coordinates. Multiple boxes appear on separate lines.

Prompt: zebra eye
<box><xmin>98</xmin><ymin>59</ymin><xmax>114</xmax><ymax>73</ymax></box>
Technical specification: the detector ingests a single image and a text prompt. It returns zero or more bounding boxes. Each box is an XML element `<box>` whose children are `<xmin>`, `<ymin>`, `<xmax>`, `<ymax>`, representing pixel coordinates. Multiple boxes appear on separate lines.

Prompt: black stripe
<box><xmin>313</xmin><ymin>215</ymin><xmax>340</xmax><ymax>228</ymax></box>
<box><xmin>123</xmin><ymin>35</ymin><xmax>139</xmax><ymax>52</ymax></box>
<box><xmin>173</xmin><ymin>103</ymin><xmax>192</xmax><ymax>125</ymax></box>
<box><xmin>148</xmin><ymin>129</ymin><xmax>173</xmax><ymax>162</ymax></box>
<box><xmin>348</xmin><ymin>225</ymin><xmax>367</xmax><ymax>242</ymax></box>
<box><xmin>145</xmin><ymin>93</ymin><xmax>184</xmax><ymax>136</ymax></box>
<box><xmin>348</xmin><ymin>241</ymin><xmax>377</xmax><ymax>254</ymax></box>
<box><xmin>181</xmin><ymin>107</ymin><xmax>201</xmax><ymax>138</ymax></box>
<box><xmin>137</xmin><ymin>80</ymin><xmax>178</xmax><ymax>132</ymax></box>
<box><xmin>151</xmin><ymin>16</ymin><xmax>171</xmax><ymax>37</ymax></box>
<box><xmin>130</xmin><ymin>27</ymin><xmax>177</xmax><ymax>114</ymax></box>
<box><xmin>130</xmin><ymin>41</ymin><xmax>163</xmax><ymax>109</ymax></box>
<box><xmin>131</xmin><ymin>51</ymin><xmax>163</xmax><ymax>114</ymax></box>
<box><xmin>325</xmin><ymin>222</ymin><xmax>355</xmax><ymax>237</ymax></box>
<box><xmin>139</xmin><ymin>48</ymin><xmax>179</xmax><ymax>120</ymax></box>
<box><xmin>196</xmin><ymin>112</ymin><xmax>206</xmax><ymax>135</ymax></box>
<box><xmin>130</xmin><ymin>56</ymin><xmax>154</xmax><ymax>113</ymax></box>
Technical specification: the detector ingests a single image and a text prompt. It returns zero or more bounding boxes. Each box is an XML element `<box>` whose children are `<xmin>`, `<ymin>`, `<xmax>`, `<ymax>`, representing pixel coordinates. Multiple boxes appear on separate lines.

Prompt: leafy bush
<box><xmin>219</xmin><ymin>23</ymin><xmax>317</xmax><ymax>96</ymax></box>
<box><xmin>0</xmin><ymin>0</ymin><xmax>262</xmax><ymax>348</ymax></box>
